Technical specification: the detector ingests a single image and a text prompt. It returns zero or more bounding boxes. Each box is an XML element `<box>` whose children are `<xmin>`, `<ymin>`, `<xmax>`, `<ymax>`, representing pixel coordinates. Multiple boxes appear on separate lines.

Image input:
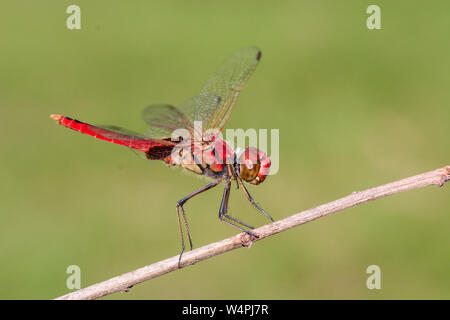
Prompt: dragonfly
<box><xmin>50</xmin><ymin>46</ymin><xmax>273</xmax><ymax>267</ymax></box>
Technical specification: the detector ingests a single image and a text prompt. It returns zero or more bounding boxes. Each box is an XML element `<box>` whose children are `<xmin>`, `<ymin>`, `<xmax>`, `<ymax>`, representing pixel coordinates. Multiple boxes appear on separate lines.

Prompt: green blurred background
<box><xmin>1</xmin><ymin>0</ymin><xmax>449</xmax><ymax>299</ymax></box>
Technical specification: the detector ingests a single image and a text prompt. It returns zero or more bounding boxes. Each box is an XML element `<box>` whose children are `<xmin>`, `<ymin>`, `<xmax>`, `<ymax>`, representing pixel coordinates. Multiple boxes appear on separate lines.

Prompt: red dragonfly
<box><xmin>51</xmin><ymin>46</ymin><xmax>273</xmax><ymax>266</ymax></box>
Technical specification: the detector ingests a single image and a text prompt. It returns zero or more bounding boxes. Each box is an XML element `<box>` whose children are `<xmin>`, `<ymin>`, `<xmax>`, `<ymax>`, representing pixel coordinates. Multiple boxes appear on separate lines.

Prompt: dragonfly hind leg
<box><xmin>176</xmin><ymin>181</ymin><xmax>219</xmax><ymax>268</ymax></box>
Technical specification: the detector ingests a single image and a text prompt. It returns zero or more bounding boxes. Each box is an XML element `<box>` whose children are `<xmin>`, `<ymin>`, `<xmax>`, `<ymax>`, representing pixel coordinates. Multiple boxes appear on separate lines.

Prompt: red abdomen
<box><xmin>51</xmin><ymin>114</ymin><xmax>174</xmax><ymax>158</ymax></box>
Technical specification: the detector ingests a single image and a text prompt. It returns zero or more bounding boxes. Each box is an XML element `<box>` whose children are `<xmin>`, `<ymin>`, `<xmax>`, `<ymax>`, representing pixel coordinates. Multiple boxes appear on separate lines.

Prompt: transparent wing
<box><xmin>193</xmin><ymin>46</ymin><xmax>261</xmax><ymax>133</ymax></box>
<box><xmin>141</xmin><ymin>47</ymin><xmax>261</xmax><ymax>140</ymax></box>
<box><xmin>141</xmin><ymin>104</ymin><xmax>192</xmax><ymax>138</ymax></box>
<box><xmin>172</xmin><ymin>94</ymin><xmax>222</xmax><ymax>138</ymax></box>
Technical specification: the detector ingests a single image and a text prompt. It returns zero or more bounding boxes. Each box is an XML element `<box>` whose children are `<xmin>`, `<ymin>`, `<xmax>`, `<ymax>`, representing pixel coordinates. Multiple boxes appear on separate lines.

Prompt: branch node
<box><xmin>120</xmin><ymin>285</ymin><xmax>134</xmax><ymax>293</ymax></box>
<box><xmin>439</xmin><ymin>166</ymin><xmax>450</xmax><ymax>187</ymax></box>
<box><xmin>240</xmin><ymin>233</ymin><xmax>257</xmax><ymax>248</ymax></box>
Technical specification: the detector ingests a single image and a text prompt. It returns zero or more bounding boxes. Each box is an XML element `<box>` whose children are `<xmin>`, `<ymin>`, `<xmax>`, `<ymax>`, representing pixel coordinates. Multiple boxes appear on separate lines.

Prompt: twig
<box><xmin>55</xmin><ymin>165</ymin><xmax>450</xmax><ymax>300</ymax></box>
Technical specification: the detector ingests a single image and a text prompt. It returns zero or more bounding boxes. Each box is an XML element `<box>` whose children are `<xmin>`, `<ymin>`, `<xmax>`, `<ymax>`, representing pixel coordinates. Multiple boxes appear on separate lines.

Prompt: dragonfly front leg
<box><xmin>237</xmin><ymin>177</ymin><xmax>274</xmax><ymax>222</ymax></box>
<box><xmin>219</xmin><ymin>180</ymin><xmax>258</xmax><ymax>237</ymax></box>
<box><xmin>176</xmin><ymin>181</ymin><xmax>219</xmax><ymax>268</ymax></box>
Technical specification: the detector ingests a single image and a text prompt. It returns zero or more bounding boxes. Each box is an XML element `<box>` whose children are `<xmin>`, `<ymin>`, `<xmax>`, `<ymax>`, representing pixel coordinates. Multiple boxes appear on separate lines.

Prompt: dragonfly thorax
<box><xmin>163</xmin><ymin>137</ymin><xmax>232</xmax><ymax>179</ymax></box>
<box><xmin>163</xmin><ymin>138</ymin><xmax>270</xmax><ymax>185</ymax></box>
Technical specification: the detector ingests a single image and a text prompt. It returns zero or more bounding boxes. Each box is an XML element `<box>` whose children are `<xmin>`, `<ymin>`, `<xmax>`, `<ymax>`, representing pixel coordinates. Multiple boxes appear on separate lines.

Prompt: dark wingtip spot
<box><xmin>256</xmin><ymin>51</ymin><xmax>262</xmax><ymax>61</ymax></box>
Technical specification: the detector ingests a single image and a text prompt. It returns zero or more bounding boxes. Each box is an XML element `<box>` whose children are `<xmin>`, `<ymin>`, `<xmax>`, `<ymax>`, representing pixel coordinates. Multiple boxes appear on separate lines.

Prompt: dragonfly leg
<box><xmin>237</xmin><ymin>177</ymin><xmax>274</xmax><ymax>222</ymax></box>
<box><xmin>219</xmin><ymin>181</ymin><xmax>258</xmax><ymax>237</ymax></box>
<box><xmin>176</xmin><ymin>181</ymin><xmax>219</xmax><ymax>268</ymax></box>
<box><xmin>223</xmin><ymin>186</ymin><xmax>254</xmax><ymax>229</ymax></box>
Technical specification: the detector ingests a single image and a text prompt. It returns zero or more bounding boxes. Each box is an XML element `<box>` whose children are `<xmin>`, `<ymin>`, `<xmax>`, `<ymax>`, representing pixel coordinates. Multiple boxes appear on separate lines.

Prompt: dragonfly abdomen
<box><xmin>50</xmin><ymin>114</ymin><xmax>173</xmax><ymax>155</ymax></box>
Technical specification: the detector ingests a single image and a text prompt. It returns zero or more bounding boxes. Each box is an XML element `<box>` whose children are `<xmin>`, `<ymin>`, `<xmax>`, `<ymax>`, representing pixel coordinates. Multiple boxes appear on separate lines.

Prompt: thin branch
<box><xmin>55</xmin><ymin>165</ymin><xmax>450</xmax><ymax>300</ymax></box>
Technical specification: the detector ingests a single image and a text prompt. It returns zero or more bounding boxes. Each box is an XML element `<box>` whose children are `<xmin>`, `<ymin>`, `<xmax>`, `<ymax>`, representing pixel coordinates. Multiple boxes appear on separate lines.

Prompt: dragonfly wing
<box><xmin>175</xmin><ymin>94</ymin><xmax>222</xmax><ymax>138</ymax></box>
<box><xmin>141</xmin><ymin>47</ymin><xmax>261</xmax><ymax>141</ymax></box>
<box><xmin>141</xmin><ymin>104</ymin><xmax>193</xmax><ymax>139</ymax></box>
<box><xmin>193</xmin><ymin>46</ymin><xmax>261</xmax><ymax>133</ymax></box>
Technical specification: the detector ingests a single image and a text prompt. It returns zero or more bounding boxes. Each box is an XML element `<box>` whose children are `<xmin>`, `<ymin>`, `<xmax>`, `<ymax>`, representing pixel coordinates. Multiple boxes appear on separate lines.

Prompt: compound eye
<box><xmin>239</xmin><ymin>159</ymin><xmax>260</xmax><ymax>182</ymax></box>
<box><xmin>238</xmin><ymin>147</ymin><xmax>263</xmax><ymax>184</ymax></box>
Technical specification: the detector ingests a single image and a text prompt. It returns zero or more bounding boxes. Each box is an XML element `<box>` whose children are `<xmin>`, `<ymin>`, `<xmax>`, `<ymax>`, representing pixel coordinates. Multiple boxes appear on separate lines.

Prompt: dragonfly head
<box><xmin>237</xmin><ymin>147</ymin><xmax>271</xmax><ymax>185</ymax></box>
